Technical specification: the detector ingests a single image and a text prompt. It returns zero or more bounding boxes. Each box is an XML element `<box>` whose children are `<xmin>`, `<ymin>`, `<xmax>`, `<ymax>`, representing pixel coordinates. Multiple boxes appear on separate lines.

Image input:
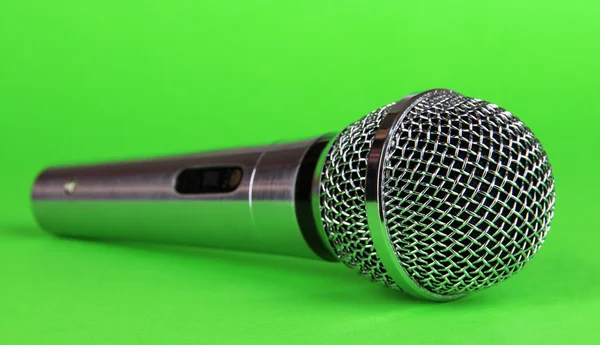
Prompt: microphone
<box><xmin>31</xmin><ymin>89</ymin><xmax>555</xmax><ymax>301</ymax></box>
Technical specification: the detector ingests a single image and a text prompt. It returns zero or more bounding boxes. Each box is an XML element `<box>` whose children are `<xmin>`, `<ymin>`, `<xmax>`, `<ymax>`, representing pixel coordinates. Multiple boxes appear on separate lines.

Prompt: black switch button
<box><xmin>175</xmin><ymin>167</ymin><xmax>242</xmax><ymax>194</ymax></box>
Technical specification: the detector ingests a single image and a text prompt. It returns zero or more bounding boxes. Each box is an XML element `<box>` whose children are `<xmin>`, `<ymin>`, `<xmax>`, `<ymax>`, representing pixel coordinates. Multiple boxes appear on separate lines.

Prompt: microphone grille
<box><xmin>320</xmin><ymin>90</ymin><xmax>555</xmax><ymax>298</ymax></box>
<box><xmin>320</xmin><ymin>102</ymin><xmax>397</xmax><ymax>286</ymax></box>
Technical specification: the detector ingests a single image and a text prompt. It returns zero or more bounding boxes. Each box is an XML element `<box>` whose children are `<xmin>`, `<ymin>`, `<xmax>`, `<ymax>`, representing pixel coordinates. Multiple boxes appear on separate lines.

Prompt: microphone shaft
<box><xmin>31</xmin><ymin>136</ymin><xmax>336</xmax><ymax>261</ymax></box>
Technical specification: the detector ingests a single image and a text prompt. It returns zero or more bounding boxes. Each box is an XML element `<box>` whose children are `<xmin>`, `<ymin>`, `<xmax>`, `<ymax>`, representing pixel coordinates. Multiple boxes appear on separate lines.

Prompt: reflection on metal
<box><xmin>32</xmin><ymin>89</ymin><xmax>556</xmax><ymax>301</ymax></box>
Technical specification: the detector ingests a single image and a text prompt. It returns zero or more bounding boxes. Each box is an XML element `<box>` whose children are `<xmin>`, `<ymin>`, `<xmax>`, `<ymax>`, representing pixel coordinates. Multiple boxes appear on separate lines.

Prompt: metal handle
<box><xmin>31</xmin><ymin>136</ymin><xmax>336</xmax><ymax>260</ymax></box>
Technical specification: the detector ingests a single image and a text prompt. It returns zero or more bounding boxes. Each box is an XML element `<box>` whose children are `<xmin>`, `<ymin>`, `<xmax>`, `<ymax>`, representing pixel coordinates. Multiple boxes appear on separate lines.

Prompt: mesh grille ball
<box><xmin>320</xmin><ymin>89</ymin><xmax>555</xmax><ymax>298</ymax></box>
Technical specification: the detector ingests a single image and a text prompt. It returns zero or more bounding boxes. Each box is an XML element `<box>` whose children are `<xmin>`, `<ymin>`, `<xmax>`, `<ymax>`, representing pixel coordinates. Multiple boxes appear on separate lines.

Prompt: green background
<box><xmin>1</xmin><ymin>0</ymin><xmax>598</xmax><ymax>344</ymax></box>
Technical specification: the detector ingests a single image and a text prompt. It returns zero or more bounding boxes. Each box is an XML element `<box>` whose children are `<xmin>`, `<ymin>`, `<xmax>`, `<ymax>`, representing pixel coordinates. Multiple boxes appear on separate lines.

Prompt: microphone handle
<box><xmin>31</xmin><ymin>136</ymin><xmax>337</xmax><ymax>261</ymax></box>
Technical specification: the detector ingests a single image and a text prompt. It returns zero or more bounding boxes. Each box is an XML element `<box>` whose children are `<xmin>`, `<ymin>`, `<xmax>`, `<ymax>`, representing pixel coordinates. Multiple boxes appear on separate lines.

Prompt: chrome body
<box><xmin>32</xmin><ymin>137</ymin><xmax>336</xmax><ymax>260</ymax></box>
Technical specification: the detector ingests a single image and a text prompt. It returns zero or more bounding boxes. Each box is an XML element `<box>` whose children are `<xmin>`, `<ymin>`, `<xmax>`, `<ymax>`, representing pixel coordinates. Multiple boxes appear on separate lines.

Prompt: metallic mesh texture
<box><xmin>320</xmin><ymin>89</ymin><xmax>555</xmax><ymax>295</ymax></box>
<box><xmin>320</xmin><ymin>104</ymin><xmax>396</xmax><ymax>286</ymax></box>
<box><xmin>382</xmin><ymin>90</ymin><xmax>555</xmax><ymax>295</ymax></box>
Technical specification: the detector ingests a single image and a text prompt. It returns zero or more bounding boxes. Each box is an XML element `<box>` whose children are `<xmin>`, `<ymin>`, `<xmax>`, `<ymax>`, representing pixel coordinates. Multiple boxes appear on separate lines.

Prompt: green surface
<box><xmin>1</xmin><ymin>0</ymin><xmax>599</xmax><ymax>344</ymax></box>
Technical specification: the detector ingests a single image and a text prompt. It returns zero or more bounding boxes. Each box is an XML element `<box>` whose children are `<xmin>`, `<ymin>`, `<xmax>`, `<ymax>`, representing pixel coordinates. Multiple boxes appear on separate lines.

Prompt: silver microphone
<box><xmin>31</xmin><ymin>89</ymin><xmax>555</xmax><ymax>301</ymax></box>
